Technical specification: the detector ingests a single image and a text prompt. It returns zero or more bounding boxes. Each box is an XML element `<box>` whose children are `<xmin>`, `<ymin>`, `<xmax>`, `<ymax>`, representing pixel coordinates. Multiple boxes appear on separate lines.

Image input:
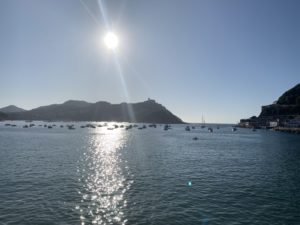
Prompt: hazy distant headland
<box><xmin>0</xmin><ymin>105</ymin><xmax>26</xmax><ymax>113</ymax></box>
<box><xmin>0</xmin><ymin>99</ymin><xmax>184</xmax><ymax>124</ymax></box>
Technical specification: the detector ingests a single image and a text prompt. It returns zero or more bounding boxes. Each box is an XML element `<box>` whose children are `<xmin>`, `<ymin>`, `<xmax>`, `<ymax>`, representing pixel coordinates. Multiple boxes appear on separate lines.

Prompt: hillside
<box><xmin>259</xmin><ymin>83</ymin><xmax>300</xmax><ymax>118</ymax></box>
<box><xmin>0</xmin><ymin>105</ymin><xmax>26</xmax><ymax>113</ymax></box>
<box><xmin>6</xmin><ymin>99</ymin><xmax>184</xmax><ymax>124</ymax></box>
<box><xmin>239</xmin><ymin>83</ymin><xmax>300</xmax><ymax>128</ymax></box>
<box><xmin>277</xmin><ymin>83</ymin><xmax>300</xmax><ymax>105</ymax></box>
<box><xmin>0</xmin><ymin>112</ymin><xmax>7</xmax><ymax>121</ymax></box>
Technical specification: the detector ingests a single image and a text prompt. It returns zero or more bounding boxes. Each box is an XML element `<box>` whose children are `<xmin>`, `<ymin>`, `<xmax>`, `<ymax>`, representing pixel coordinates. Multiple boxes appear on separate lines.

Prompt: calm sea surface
<box><xmin>0</xmin><ymin>121</ymin><xmax>299</xmax><ymax>225</ymax></box>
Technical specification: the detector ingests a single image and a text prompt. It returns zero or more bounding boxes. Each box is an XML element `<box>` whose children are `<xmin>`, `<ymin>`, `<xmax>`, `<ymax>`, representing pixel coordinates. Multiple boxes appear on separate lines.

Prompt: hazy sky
<box><xmin>0</xmin><ymin>0</ymin><xmax>299</xmax><ymax>123</ymax></box>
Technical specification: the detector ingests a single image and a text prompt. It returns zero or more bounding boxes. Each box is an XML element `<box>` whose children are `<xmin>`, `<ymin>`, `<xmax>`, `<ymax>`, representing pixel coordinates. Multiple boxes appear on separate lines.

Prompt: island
<box><xmin>1</xmin><ymin>99</ymin><xmax>184</xmax><ymax>124</ymax></box>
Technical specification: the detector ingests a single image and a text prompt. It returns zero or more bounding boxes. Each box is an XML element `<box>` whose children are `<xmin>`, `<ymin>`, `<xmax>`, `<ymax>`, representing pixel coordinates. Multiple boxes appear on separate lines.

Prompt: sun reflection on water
<box><xmin>76</xmin><ymin>127</ymin><xmax>132</xmax><ymax>225</ymax></box>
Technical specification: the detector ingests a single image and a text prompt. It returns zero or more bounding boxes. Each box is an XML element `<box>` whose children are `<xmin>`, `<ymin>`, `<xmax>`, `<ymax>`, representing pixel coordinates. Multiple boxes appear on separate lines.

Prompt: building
<box><xmin>284</xmin><ymin>119</ymin><xmax>300</xmax><ymax>128</ymax></box>
<box><xmin>269</xmin><ymin>121</ymin><xmax>278</xmax><ymax>128</ymax></box>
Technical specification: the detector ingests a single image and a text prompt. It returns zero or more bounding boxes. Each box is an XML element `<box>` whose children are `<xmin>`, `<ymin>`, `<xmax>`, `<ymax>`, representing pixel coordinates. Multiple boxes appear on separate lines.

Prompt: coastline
<box><xmin>273</xmin><ymin>127</ymin><xmax>300</xmax><ymax>134</ymax></box>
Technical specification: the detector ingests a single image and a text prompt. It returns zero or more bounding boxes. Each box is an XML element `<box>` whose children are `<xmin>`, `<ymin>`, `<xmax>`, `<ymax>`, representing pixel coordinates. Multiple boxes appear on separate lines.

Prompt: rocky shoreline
<box><xmin>273</xmin><ymin>127</ymin><xmax>300</xmax><ymax>134</ymax></box>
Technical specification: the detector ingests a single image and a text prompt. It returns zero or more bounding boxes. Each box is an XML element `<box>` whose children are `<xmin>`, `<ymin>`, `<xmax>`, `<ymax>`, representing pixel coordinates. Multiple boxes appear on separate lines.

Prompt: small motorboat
<box><xmin>208</xmin><ymin>127</ymin><xmax>213</xmax><ymax>133</ymax></box>
<box><xmin>164</xmin><ymin>125</ymin><xmax>170</xmax><ymax>131</ymax></box>
<box><xmin>232</xmin><ymin>127</ymin><xmax>237</xmax><ymax>132</ymax></box>
<box><xmin>67</xmin><ymin>125</ymin><xmax>75</xmax><ymax>130</ymax></box>
<box><xmin>185</xmin><ymin>126</ymin><xmax>191</xmax><ymax>131</ymax></box>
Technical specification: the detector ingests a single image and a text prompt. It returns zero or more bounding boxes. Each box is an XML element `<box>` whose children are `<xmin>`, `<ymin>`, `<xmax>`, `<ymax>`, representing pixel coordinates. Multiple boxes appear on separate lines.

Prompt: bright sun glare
<box><xmin>104</xmin><ymin>32</ymin><xmax>119</xmax><ymax>50</ymax></box>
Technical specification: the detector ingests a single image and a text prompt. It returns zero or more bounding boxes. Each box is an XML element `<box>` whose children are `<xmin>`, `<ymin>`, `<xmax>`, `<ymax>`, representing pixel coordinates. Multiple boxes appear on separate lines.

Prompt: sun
<box><xmin>104</xmin><ymin>32</ymin><xmax>119</xmax><ymax>50</ymax></box>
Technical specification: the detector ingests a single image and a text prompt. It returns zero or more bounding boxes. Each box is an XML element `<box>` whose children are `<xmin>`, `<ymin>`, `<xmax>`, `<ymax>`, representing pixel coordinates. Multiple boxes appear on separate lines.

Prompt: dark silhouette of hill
<box><xmin>0</xmin><ymin>112</ymin><xmax>7</xmax><ymax>121</ymax></box>
<box><xmin>240</xmin><ymin>83</ymin><xmax>300</xmax><ymax>127</ymax></box>
<box><xmin>277</xmin><ymin>83</ymin><xmax>300</xmax><ymax>105</ymax></box>
<box><xmin>0</xmin><ymin>105</ymin><xmax>26</xmax><ymax>113</ymax></box>
<box><xmin>6</xmin><ymin>99</ymin><xmax>184</xmax><ymax>123</ymax></box>
<box><xmin>259</xmin><ymin>83</ymin><xmax>300</xmax><ymax>118</ymax></box>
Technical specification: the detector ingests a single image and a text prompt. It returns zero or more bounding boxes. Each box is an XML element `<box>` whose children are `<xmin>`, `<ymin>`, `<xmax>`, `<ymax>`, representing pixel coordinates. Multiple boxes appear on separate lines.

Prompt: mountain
<box><xmin>6</xmin><ymin>99</ymin><xmax>184</xmax><ymax>123</ymax></box>
<box><xmin>259</xmin><ymin>83</ymin><xmax>300</xmax><ymax>118</ymax></box>
<box><xmin>277</xmin><ymin>83</ymin><xmax>300</xmax><ymax>105</ymax></box>
<box><xmin>0</xmin><ymin>105</ymin><xmax>26</xmax><ymax>113</ymax></box>
<box><xmin>0</xmin><ymin>112</ymin><xmax>7</xmax><ymax>121</ymax></box>
<box><xmin>239</xmin><ymin>83</ymin><xmax>300</xmax><ymax>128</ymax></box>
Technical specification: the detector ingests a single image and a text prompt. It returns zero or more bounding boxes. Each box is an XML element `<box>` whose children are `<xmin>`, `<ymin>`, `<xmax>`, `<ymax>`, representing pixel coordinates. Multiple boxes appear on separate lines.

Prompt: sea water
<box><xmin>0</xmin><ymin>121</ymin><xmax>299</xmax><ymax>224</ymax></box>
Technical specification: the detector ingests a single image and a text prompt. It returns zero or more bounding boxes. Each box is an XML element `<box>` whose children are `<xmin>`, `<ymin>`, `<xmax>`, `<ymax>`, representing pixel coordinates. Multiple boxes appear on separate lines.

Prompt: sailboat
<box><xmin>201</xmin><ymin>115</ymin><xmax>206</xmax><ymax>129</ymax></box>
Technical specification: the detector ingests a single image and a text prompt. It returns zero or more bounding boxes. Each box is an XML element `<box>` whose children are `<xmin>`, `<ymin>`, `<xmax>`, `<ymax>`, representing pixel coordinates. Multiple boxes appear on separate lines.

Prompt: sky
<box><xmin>0</xmin><ymin>0</ymin><xmax>299</xmax><ymax>123</ymax></box>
